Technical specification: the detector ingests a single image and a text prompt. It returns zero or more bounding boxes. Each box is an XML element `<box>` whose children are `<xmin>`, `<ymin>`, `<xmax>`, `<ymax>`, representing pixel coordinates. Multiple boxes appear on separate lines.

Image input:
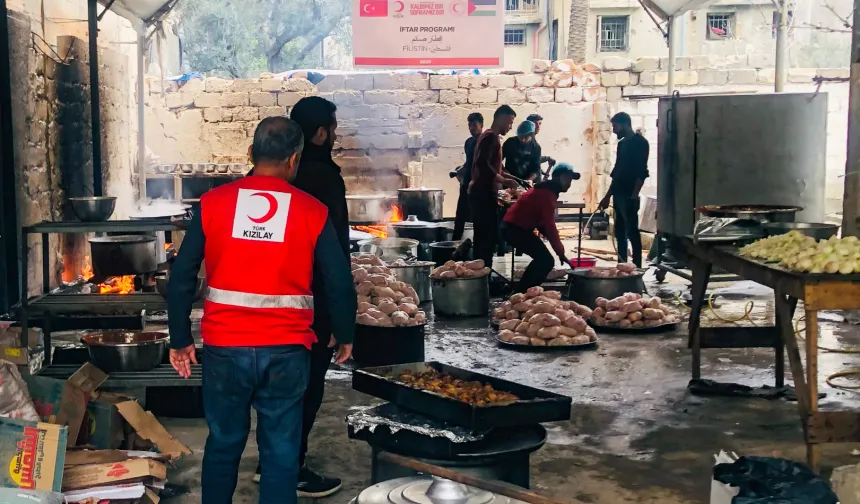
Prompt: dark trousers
<box><xmin>614</xmin><ymin>195</ymin><xmax>642</xmax><ymax>268</ymax></box>
<box><xmin>502</xmin><ymin>222</ymin><xmax>554</xmax><ymax>292</ymax></box>
<box><xmin>452</xmin><ymin>185</ymin><xmax>471</xmax><ymax>241</ymax></box>
<box><xmin>202</xmin><ymin>344</ymin><xmax>309</xmax><ymax>504</ymax></box>
<box><xmin>469</xmin><ymin>189</ymin><xmax>498</xmax><ymax>269</ymax></box>
<box><xmin>299</xmin><ymin>337</ymin><xmax>334</xmax><ymax>467</ymax></box>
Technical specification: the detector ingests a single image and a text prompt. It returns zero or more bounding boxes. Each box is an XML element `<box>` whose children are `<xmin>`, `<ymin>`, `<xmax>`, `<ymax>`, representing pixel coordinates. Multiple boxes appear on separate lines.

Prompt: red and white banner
<box><xmin>352</xmin><ymin>0</ymin><xmax>504</xmax><ymax>69</ymax></box>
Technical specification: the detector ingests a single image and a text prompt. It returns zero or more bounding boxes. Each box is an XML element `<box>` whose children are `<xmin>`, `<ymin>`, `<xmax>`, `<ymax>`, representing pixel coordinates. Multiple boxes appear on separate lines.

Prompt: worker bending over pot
<box><xmin>502</xmin><ymin>163</ymin><xmax>580</xmax><ymax>291</ymax></box>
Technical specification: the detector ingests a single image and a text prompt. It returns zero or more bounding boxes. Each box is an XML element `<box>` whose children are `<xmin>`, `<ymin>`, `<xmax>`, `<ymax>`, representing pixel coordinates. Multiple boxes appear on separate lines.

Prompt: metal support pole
<box><xmin>88</xmin><ymin>0</ymin><xmax>103</xmax><ymax>196</ymax></box>
<box><xmin>841</xmin><ymin>0</ymin><xmax>860</xmax><ymax>236</ymax></box>
<box><xmin>0</xmin><ymin>0</ymin><xmax>20</xmax><ymax>312</ymax></box>
<box><xmin>137</xmin><ymin>32</ymin><xmax>146</xmax><ymax>200</ymax></box>
<box><xmin>774</xmin><ymin>0</ymin><xmax>788</xmax><ymax>92</ymax></box>
<box><xmin>667</xmin><ymin>15</ymin><xmax>676</xmax><ymax>94</ymax></box>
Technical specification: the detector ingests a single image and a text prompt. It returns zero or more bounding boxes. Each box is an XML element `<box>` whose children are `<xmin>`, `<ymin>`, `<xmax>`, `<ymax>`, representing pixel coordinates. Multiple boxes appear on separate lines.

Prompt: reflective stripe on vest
<box><xmin>205</xmin><ymin>286</ymin><xmax>314</xmax><ymax>310</ymax></box>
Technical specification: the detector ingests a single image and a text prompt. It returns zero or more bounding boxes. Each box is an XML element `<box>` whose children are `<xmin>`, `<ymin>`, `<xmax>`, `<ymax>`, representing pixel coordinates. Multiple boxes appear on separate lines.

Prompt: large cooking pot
<box><xmin>431</xmin><ymin>276</ymin><xmax>489</xmax><ymax>317</ymax></box>
<box><xmin>428</xmin><ymin>241</ymin><xmax>461</xmax><ymax>265</ymax></box>
<box><xmin>389</xmin><ymin>261</ymin><xmax>434</xmax><ymax>303</ymax></box>
<box><xmin>398</xmin><ymin>188</ymin><xmax>444</xmax><ymax>222</ymax></box>
<box><xmin>358</xmin><ymin>238</ymin><xmax>419</xmax><ymax>263</ymax></box>
<box><xmin>566</xmin><ymin>269</ymin><xmax>647</xmax><ymax>309</ymax></box>
<box><xmin>347</xmin><ymin>195</ymin><xmax>396</xmax><ymax>223</ymax></box>
<box><xmin>89</xmin><ymin>235</ymin><xmax>157</xmax><ymax>278</ymax></box>
<box><xmin>390</xmin><ymin>215</ymin><xmax>443</xmax><ymax>244</ymax></box>
<box><xmin>81</xmin><ymin>331</ymin><xmax>168</xmax><ymax>372</ymax></box>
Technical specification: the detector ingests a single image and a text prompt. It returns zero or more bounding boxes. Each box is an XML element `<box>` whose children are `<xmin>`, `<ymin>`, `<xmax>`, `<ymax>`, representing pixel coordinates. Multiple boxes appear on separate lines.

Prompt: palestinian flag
<box><xmin>468</xmin><ymin>0</ymin><xmax>496</xmax><ymax>16</ymax></box>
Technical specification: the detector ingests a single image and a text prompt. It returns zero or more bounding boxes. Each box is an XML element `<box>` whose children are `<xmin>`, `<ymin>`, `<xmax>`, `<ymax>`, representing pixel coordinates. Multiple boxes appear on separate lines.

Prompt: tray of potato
<box><xmin>588</xmin><ymin>292</ymin><xmax>679</xmax><ymax>333</ymax></box>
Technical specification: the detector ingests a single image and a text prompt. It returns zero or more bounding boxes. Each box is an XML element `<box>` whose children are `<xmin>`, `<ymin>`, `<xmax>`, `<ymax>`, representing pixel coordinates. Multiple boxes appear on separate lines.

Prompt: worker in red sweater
<box><xmin>502</xmin><ymin>163</ymin><xmax>580</xmax><ymax>291</ymax></box>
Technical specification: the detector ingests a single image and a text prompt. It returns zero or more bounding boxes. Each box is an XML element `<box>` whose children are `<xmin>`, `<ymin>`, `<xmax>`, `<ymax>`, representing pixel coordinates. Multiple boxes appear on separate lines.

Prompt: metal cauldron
<box><xmin>429</xmin><ymin>241</ymin><xmax>461</xmax><ymax>266</ymax></box>
<box><xmin>68</xmin><ymin>197</ymin><xmax>117</xmax><ymax>222</ymax></box>
<box><xmin>389</xmin><ymin>261</ymin><xmax>434</xmax><ymax>303</ymax></box>
<box><xmin>347</xmin><ymin>195</ymin><xmax>396</xmax><ymax>223</ymax></box>
<box><xmin>431</xmin><ymin>276</ymin><xmax>489</xmax><ymax>317</ymax></box>
<box><xmin>398</xmin><ymin>188</ymin><xmax>444</xmax><ymax>222</ymax></box>
<box><xmin>88</xmin><ymin>235</ymin><xmax>158</xmax><ymax>278</ymax></box>
<box><xmin>358</xmin><ymin>238</ymin><xmax>419</xmax><ymax>263</ymax></box>
<box><xmin>81</xmin><ymin>331</ymin><xmax>169</xmax><ymax>373</ymax></box>
<box><xmin>566</xmin><ymin>268</ymin><xmax>647</xmax><ymax>309</ymax></box>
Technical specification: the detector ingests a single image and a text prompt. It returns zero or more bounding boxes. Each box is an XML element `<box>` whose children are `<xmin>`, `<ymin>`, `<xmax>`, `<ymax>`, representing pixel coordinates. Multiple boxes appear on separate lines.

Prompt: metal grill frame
<box><xmin>504</xmin><ymin>28</ymin><xmax>526</xmax><ymax>46</ymax></box>
<box><xmin>598</xmin><ymin>15</ymin><xmax>629</xmax><ymax>53</ymax></box>
<box><xmin>707</xmin><ymin>13</ymin><xmax>735</xmax><ymax>40</ymax></box>
<box><xmin>505</xmin><ymin>0</ymin><xmax>538</xmax><ymax>14</ymax></box>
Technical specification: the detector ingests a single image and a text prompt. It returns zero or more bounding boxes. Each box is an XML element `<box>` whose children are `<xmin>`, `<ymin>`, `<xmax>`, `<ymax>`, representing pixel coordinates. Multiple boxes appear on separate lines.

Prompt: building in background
<box><xmin>503</xmin><ymin>0</ymin><xmax>851</xmax><ymax>71</ymax></box>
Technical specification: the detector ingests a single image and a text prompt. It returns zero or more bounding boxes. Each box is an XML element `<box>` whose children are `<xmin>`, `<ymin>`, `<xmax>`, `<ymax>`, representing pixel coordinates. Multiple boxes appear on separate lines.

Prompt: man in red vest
<box><xmin>167</xmin><ymin>117</ymin><xmax>356</xmax><ymax>504</ymax></box>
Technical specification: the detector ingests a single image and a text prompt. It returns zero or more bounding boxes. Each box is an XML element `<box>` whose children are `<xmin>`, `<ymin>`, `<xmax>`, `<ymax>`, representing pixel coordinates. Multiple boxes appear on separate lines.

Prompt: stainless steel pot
<box><xmin>347</xmin><ymin>195</ymin><xmax>395</xmax><ymax>223</ymax></box>
<box><xmin>68</xmin><ymin>197</ymin><xmax>116</xmax><ymax>222</ymax></box>
<box><xmin>431</xmin><ymin>276</ymin><xmax>489</xmax><ymax>317</ymax></box>
<box><xmin>389</xmin><ymin>262</ymin><xmax>434</xmax><ymax>303</ymax></box>
<box><xmin>89</xmin><ymin>235</ymin><xmax>157</xmax><ymax>278</ymax></box>
<box><xmin>358</xmin><ymin>238</ymin><xmax>419</xmax><ymax>263</ymax></box>
<box><xmin>391</xmin><ymin>215</ymin><xmax>443</xmax><ymax>243</ymax></box>
<box><xmin>429</xmin><ymin>241</ymin><xmax>461</xmax><ymax>266</ymax></box>
<box><xmin>81</xmin><ymin>331</ymin><xmax>168</xmax><ymax>372</ymax></box>
<box><xmin>566</xmin><ymin>269</ymin><xmax>647</xmax><ymax>309</ymax></box>
<box><xmin>398</xmin><ymin>188</ymin><xmax>444</xmax><ymax>222</ymax></box>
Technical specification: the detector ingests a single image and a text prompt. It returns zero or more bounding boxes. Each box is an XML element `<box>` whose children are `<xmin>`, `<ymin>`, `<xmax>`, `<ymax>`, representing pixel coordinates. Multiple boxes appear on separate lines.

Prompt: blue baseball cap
<box><xmin>516</xmin><ymin>120</ymin><xmax>536</xmax><ymax>137</ymax></box>
<box><xmin>551</xmin><ymin>162</ymin><xmax>581</xmax><ymax>180</ymax></box>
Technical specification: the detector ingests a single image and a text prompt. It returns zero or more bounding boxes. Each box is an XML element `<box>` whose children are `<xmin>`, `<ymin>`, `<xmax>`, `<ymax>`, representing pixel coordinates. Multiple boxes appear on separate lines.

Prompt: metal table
<box><xmin>681</xmin><ymin>236</ymin><xmax>860</xmax><ymax>471</ymax></box>
<box><xmin>37</xmin><ymin>363</ymin><xmax>202</xmax><ymax>387</ymax></box>
<box><xmin>19</xmin><ymin>220</ymin><xmax>185</xmax><ymax>365</ymax></box>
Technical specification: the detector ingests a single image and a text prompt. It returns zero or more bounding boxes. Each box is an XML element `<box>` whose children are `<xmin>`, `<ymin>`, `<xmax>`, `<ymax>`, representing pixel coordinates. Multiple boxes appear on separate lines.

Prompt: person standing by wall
<box><xmin>597</xmin><ymin>112</ymin><xmax>650</xmax><ymax>268</ymax></box>
<box><xmin>526</xmin><ymin>113</ymin><xmax>555</xmax><ymax>180</ymax></box>
<box><xmin>468</xmin><ymin>105</ymin><xmax>518</xmax><ymax>269</ymax></box>
<box><xmin>452</xmin><ymin>112</ymin><xmax>484</xmax><ymax>241</ymax></box>
<box><xmin>167</xmin><ymin>117</ymin><xmax>356</xmax><ymax>504</ymax></box>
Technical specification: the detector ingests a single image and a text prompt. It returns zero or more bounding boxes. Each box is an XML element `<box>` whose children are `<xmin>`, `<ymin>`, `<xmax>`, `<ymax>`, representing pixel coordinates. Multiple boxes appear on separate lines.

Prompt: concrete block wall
<box><xmin>147</xmin><ymin>57</ymin><xmax>850</xmax><ymax>218</ymax></box>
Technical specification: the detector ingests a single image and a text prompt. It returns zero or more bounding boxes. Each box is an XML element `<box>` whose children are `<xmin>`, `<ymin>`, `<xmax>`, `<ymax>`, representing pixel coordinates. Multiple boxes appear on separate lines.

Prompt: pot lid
<box><xmin>347</xmin><ymin>194</ymin><xmax>395</xmax><ymax>200</ymax></box>
<box><xmin>391</xmin><ymin>215</ymin><xmax>439</xmax><ymax>228</ymax></box>
<box><xmin>357</xmin><ymin>476</ymin><xmax>525</xmax><ymax>504</ymax></box>
<box><xmin>399</xmin><ymin>187</ymin><xmax>444</xmax><ymax>192</ymax></box>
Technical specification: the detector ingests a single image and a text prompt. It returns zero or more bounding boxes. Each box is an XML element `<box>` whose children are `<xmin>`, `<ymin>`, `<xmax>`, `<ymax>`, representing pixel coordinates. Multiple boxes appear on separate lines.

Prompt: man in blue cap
<box><xmin>502</xmin><ymin>120</ymin><xmax>542</xmax><ymax>184</ymax></box>
<box><xmin>502</xmin><ymin>163</ymin><xmax>580</xmax><ymax>291</ymax></box>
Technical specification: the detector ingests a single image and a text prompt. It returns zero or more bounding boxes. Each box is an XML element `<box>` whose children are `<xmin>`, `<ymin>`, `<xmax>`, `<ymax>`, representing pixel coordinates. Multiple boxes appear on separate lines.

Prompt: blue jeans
<box><xmin>201</xmin><ymin>344</ymin><xmax>310</xmax><ymax>504</ymax></box>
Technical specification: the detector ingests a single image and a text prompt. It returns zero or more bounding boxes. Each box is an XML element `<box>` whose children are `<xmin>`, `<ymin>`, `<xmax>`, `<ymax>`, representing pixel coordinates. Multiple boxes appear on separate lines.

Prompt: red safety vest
<box><xmin>199</xmin><ymin>175</ymin><xmax>328</xmax><ymax>349</ymax></box>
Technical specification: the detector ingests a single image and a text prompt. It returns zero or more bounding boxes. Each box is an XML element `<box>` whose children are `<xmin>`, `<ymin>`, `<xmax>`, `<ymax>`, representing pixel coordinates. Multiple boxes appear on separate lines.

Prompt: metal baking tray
<box><xmin>495</xmin><ymin>335</ymin><xmax>598</xmax><ymax>351</ymax></box>
<box><xmin>352</xmin><ymin>362</ymin><xmax>571</xmax><ymax>430</ymax></box>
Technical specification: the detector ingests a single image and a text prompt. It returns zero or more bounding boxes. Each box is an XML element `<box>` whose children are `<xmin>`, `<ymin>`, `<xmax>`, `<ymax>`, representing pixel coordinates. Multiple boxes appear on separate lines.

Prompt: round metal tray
<box><xmin>588</xmin><ymin>319</ymin><xmax>680</xmax><ymax>334</ymax></box>
<box><xmin>696</xmin><ymin>204</ymin><xmax>802</xmax><ymax>220</ymax></box>
<box><xmin>494</xmin><ymin>334</ymin><xmax>598</xmax><ymax>351</ymax></box>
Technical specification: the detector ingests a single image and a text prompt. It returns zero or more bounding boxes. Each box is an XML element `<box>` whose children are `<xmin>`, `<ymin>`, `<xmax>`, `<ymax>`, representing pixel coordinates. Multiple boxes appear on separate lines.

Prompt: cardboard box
<box><xmin>78</xmin><ymin>393</ymin><xmax>137</xmax><ymax>449</ymax></box>
<box><xmin>23</xmin><ymin>364</ymin><xmax>107</xmax><ymax>447</ymax></box>
<box><xmin>0</xmin><ymin>325</ymin><xmax>44</xmax><ymax>349</ymax></box>
<box><xmin>65</xmin><ymin>449</ymin><xmax>170</xmax><ymax>467</ymax></box>
<box><xmin>0</xmin><ymin>418</ymin><xmax>67</xmax><ymax>492</ymax></box>
<box><xmin>62</xmin><ymin>458</ymin><xmax>166</xmax><ymax>491</ymax></box>
<box><xmin>114</xmin><ymin>402</ymin><xmax>191</xmax><ymax>459</ymax></box>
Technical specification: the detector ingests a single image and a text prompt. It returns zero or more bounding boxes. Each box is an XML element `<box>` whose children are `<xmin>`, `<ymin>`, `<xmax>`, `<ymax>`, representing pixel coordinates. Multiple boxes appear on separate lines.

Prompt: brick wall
<box><xmin>146</xmin><ymin>57</ymin><xmax>849</xmax><ymax>217</ymax></box>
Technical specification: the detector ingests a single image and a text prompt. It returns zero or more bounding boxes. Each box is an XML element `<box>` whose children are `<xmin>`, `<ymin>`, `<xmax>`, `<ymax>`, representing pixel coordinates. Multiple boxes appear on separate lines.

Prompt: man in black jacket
<box><xmin>252</xmin><ymin>96</ymin><xmax>349</xmax><ymax>498</ymax></box>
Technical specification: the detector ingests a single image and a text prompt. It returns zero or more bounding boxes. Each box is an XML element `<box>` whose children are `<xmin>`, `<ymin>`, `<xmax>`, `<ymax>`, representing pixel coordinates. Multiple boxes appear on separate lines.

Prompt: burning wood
<box><xmin>353</xmin><ymin>205</ymin><xmax>404</xmax><ymax>239</ymax></box>
<box><xmin>80</xmin><ymin>256</ymin><xmax>136</xmax><ymax>294</ymax></box>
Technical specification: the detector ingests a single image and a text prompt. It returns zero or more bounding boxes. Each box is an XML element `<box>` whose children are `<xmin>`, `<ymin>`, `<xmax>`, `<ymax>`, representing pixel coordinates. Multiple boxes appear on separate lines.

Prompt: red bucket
<box><xmin>568</xmin><ymin>257</ymin><xmax>597</xmax><ymax>269</ymax></box>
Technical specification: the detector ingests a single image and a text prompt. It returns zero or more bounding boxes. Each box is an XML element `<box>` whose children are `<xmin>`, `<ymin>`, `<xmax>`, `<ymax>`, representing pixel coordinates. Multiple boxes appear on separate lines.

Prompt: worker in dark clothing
<box><xmin>452</xmin><ymin>112</ymin><xmax>483</xmax><ymax>241</ymax></box>
<box><xmin>598</xmin><ymin>112</ymin><xmax>650</xmax><ymax>268</ymax></box>
<box><xmin>525</xmin><ymin>114</ymin><xmax>555</xmax><ymax>180</ymax></box>
<box><xmin>469</xmin><ymin>105</ymin><xmax>518</xmax><ymax>269</ymax></box>
<box><xmin>246</xmin><ymin>97</ymin><xmax>350</xmax><ymax>497</ymax></box>
<box><xmin>167</xmin><ymin>117</ymin><xmax>356</xmax><ymax>504</ymax></box>
<box><xmin>502</xmin><ymin>163</ymin><xmax>579</xmax><ymax>292</ymax></box>
<box><xmin>502</xmin><ymin>120</ymin><xmax>541</xmax><ymax>183</ymax></box>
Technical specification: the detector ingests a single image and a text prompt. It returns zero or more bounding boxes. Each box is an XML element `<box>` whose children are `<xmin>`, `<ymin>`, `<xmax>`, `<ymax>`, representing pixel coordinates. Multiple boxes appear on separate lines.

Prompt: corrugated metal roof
<box><xmin>98</xmin><ymin>0</ymin><xmax>177</xmax><ymax>25</ymax></box>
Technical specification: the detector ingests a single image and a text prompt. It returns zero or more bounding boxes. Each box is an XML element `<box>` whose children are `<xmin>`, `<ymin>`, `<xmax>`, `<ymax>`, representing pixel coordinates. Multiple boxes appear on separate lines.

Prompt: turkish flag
<box><xmin>360</xmin><ymin>0</ymin><xmax>388</xmax><ymax>16</ymax></box>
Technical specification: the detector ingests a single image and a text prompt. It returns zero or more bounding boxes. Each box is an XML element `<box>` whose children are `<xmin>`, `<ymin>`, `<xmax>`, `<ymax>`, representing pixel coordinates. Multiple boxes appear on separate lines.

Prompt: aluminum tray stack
<box><xmin>352</xmin><ymin>361</ymin><xmax>572</xmax><ymax>430</ymax></box>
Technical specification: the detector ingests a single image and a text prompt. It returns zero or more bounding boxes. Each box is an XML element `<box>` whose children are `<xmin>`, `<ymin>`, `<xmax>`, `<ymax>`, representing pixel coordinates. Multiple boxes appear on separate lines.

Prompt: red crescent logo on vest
<box><xmin>248</xmin><ymin>192</ymin><xmax>279</xmax><ymax>223</ymax></box>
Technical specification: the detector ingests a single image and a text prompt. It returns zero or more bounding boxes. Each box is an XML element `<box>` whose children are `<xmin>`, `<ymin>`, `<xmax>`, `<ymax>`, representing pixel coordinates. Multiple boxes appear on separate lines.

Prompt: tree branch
<box><xmin>823</xmin><ymin>0</ymin><xmax>852</xmax><ymax>30</ymax></box>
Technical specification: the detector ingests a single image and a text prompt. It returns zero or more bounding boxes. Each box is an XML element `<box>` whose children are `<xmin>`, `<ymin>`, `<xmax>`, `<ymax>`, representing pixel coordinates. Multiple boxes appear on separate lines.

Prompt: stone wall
<box><xmin>146</xmin><ymin>56</ymin><xmax>849</xmax><ymax>217</ymax></box>
<box><xmin>8</xmin><ymin>11</ymin><xmax>138</xmax><ymax>296</ymax></box>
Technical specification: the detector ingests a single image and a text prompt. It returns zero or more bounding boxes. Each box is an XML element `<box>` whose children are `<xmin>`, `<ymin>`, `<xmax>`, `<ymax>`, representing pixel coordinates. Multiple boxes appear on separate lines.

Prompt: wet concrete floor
<box><xmin>160</xmin><ymin>266</ymin><xmax>860</xmax><ymax>504</ymax></box>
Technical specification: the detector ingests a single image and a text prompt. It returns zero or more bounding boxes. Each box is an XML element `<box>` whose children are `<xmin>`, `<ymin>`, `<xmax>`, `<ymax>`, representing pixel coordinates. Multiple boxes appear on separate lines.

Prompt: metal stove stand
<box><xmin>19</xmin><ymin>220</ymin><xmax>183</xmax><ymax>365</ymax></box>
<box><xmin>38</xmin><ymin>363</ymin><xmax>202</xmax><ymax>387</ymax></box>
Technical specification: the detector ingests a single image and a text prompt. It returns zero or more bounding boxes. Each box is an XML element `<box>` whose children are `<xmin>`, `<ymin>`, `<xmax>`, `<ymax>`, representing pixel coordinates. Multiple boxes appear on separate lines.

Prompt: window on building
<box><xmin>597</xmin><ymin>16</ymin><xmax>629</xmax><ymax>52</ymax></box>
<box><xmin>505</xmin><ymin>0</ymin><xmax>538</xmax><ymax>14</ymax></box>
<box><xmin>706</xmin><ymin>13</ymin><xmax>735</xmax><ymax>40</ymax></box>
<box><xmin>504</xmin><ymin>28</ymin><xmax>526</xmax><ymax>46</ymax></box>
<box><xmin>550</xmin><ymin>19</ymin><xmax>559</xmax><ymax>60</ymax></box>
<box><xmin>772</xmin><ymin>10</ymin><xmax>794</xmax><ymax>39</ymax></box>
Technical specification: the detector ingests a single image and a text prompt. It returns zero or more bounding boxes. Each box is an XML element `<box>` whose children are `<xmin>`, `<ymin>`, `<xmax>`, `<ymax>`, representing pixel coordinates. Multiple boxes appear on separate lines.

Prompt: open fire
<box><xmin>80</xmin><ymin>257</ymin><xmax>136</xmax><ymax>294</ymax></box>
<box><xmin>354</xmin><ymin>205</ymin><xmax>403</xmax><ymax>239</ymax></box>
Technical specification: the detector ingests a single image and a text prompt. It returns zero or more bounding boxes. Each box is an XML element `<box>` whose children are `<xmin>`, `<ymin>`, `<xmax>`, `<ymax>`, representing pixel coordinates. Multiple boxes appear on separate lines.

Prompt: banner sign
<box><xmin>352</xmin><ymin>0</ymin><xmax>504</xmax><ymax>68</ymax></box>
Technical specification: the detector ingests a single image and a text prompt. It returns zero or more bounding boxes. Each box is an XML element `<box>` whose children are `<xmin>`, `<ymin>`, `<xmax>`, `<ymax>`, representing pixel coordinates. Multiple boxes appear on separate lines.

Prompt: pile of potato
<box><xmin>492</xmin><ymin>286</ymin><xmax>597</xmax><ymax>347</ymax></box>
<box><xmin>591</xmin><ymin>292</ymin><xmax>677</xmax><ymax>329</ymax></box>
<box><xmin>352</xmin><ymin>254</ymin><xmax>426</xmax><ymax>327</ymax></box>
<box><xmin>431</xmin><ymin>260</ymin><xmax>491</xmax><ymax>279</ymax></box>
<box><xmin>585</xmin><ymin>263</ymin><xmax>638</xmax><ymax>278</ymax></box>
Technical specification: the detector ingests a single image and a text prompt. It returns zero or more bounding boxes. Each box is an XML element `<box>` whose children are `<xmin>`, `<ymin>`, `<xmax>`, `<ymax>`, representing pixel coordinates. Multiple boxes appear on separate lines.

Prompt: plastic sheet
<box><xmin>347</xmin><ymin>403</ymin><xmax>490</xmax><ymax>443</ymax></box>
<box><xmin>713</xmin><ymin>456</ymin><xmax>838</xmax><ymax>504</ymax></box>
